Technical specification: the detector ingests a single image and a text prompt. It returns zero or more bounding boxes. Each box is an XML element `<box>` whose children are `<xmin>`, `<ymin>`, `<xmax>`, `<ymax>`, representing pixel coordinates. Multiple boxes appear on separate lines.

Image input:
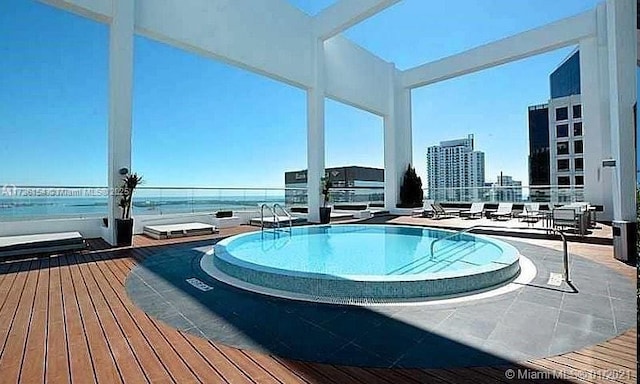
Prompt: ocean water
<box><xmin>0</xmin><ymin>195</ymin><xmax>286</xmax><ymax>221</ymax></box>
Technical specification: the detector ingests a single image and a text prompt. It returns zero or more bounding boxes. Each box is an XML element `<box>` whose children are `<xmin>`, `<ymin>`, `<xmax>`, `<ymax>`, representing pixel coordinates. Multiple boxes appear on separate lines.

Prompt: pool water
<box><xmin>209</xmin><ymin>224</ymin><xmax>521</xmax><ymax>301</ymax></box>
<box><xmin>221</xmin><ymin>225</ymin><xmax>515</xmax><ymax>278</ymax></box>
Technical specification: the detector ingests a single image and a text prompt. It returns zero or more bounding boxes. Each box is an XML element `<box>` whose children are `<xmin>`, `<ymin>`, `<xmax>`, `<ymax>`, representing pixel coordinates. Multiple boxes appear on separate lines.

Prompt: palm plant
<box><xmin>118</xmin><ymin>173</ymin><xmax>143</xmax><ymax>220</ymax></box>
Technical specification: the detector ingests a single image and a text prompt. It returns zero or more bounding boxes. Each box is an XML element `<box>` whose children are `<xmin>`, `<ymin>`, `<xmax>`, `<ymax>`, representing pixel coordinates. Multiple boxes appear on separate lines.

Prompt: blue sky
<box><xmin>0</xmin><ymin>0</ymin><xmax>635</xmax><ymax>188</ymax></box>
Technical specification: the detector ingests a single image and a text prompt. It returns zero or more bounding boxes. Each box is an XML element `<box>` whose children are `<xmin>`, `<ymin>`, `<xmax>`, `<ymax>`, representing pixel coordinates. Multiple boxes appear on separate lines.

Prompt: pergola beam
<box><xmin>401</xmin><ymin>10</ymin><xmax>597</xmax><ymax>89</ymax></box>
<box><xmin>313</xmin><ymin>0</ymin><xmax>400</xmax><ymax>41</ymax></box>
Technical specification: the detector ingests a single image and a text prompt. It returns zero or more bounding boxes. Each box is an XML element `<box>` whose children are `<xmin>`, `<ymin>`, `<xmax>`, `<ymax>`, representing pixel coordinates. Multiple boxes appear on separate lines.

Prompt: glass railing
<box><xmin>0</xmin><ymin>185</ymin><xmax>110</xmax><ymax>221</ymax></box>
<box><xmin>0</xmin><ymin>186</ymin><xmax>306</xmax><ymax>221</ymax></box>
<box><xmin>286</xmin><ymin>187</ymin><xmax>385</xmax><ymax>208</ymax></box>
<box><xmin>0</xmin><ymin>184</ymin><xmax>587</xmax><ymax>221</ymax></box>
<box><xmin>423</xmin><ymin>185</ymin><xmax>585</xmax><ymax>204</ymax></box>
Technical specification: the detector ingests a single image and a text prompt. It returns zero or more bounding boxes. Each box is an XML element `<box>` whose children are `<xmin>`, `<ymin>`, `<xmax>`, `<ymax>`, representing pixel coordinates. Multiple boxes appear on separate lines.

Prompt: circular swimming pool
<box><xmin>204</xmin><ymin>224</ymin><xmax>521</xmax><ymax>302</ymax></box>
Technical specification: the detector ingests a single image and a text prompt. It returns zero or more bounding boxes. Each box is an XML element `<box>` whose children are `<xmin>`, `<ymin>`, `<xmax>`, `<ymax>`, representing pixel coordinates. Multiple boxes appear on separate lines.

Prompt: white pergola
<box><xmin>41</xmin><ymin>0</ymin><xmax>637</xmax><ymax>245</ymax></box>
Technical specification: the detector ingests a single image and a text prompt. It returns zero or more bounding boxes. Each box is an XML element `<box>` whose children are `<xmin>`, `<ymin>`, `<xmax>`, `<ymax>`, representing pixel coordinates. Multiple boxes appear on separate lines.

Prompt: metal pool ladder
<box><xmin>259</xmin><ymin>203</ymin><xmax>292</xmax><ymax>233</ymax></box>
<box><xmin>429</xmin><ymin>224</ymin><xmax>571</xmax><ymax>284</ymax></box>
<box><xmin>273</xmin><ymin>203</ymin><xmax>293</xmax><ymax>233</ymax></box>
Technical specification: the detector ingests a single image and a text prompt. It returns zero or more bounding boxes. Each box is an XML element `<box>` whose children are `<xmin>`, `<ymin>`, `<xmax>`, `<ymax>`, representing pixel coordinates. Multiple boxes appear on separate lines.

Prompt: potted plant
<box><xmin>115</xmin><ymin>172</ymin><xmax>143</xmax><ymax>246</ymax></box>
<box><xmin>319</xmin><ymin>176</ymin><xmax>332</xmax><ymax>224</ymax></box>
<box><xmin>397</xmin><ymin>164</ymin><xmax>424</xmax><ymax>208</ymax></box>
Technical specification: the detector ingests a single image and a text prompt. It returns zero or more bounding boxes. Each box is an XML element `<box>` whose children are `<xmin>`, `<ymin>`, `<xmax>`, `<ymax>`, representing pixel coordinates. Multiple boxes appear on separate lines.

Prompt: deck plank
<box><xmin>91</xmin><ymin>253</ymin><xmax>204</xmax><ymax>384</ymax></box>
<box><xmin>0</xmin><ymin>260</ymin><xmax>39</xmax><ymax>383</ymax></box>
<box><xmin>45</xmin><ymin>256</ymin><xmax>71</xmax><ymax>384</ymax></box>
<box><xmin>564</xmin><ymin>352</ymin><xmax>636</xmax><ymax>370</ymax></box>
<box><xmin>0</xmin><ymin>262</ymin><xmax>19</xmax><ymax>311</ymax></box>
<box><xmin>73</xmin><ymin>253</ymin><xmax>148</xmax><ymax>383</ymax></box>
<box><xmin>104</xmin><ymin>250</ymin><xmax>259</xmax><ymax>384</ymax></box>
<box><xmin>67</xmin><ymin>254</ymin><xmax>123</xmax><ymax>384</ymax></box>
<box><xmin>243</xmin><ymin>350</ymin><xmax>309</xmax><ymax>384</ymax></box>
<box><xmin>59</xmin><ymin>255</ymin><xmax>97</xmax><ymax>384</ymax></box>
<box><xmin>584</xmin><ymin>344</ymin><xmax>637</xmax><ymax>366</ymax></box>
<box><xmin>215</xmin><ymin>345</ymin><xmax>281</xmax><ymax>384</ymax></box>
<box><xmin>296</xmin><ymin>362</ymin><xmax>365</xmax><ymax>384</ymax></box>
<box><xmin>83</xmin><ymin>253</ymin><xmax>178</xmax><ymax>383</ymax></box>
<box><xmin>0</xmin><ymin>260</ymin><xmax>31</xmax><ymax>353</ymax></box>
<box><xmin>20</xmin><ymin>259</ymin><xmax>50</xmax><ymax>384</ymax></box>
<box><xmin>550</xmin><ymin>355</ymin><xmax>634</xmax><ymax>384</ymax></box>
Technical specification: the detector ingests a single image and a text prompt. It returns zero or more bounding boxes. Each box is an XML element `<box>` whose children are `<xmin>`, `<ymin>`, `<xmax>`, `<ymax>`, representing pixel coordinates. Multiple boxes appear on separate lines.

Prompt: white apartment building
<box><xmin>426</xmin><ymin>135</ymin><xmax>485</xmax><ymax>202</ymax></box>
<box><xmin>485</xmin><ymin>174</ymin><xmax>523</xmax><ymax>202</ymax></box>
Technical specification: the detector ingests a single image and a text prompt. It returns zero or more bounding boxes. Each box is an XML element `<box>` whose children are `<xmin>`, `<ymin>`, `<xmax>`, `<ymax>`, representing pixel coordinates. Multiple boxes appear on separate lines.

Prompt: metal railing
<box><xmin>273</xmin><ymin>203</ymin><xmax>292</xmax><ymax>231</ymax></box>
<box><xmin>0</xmin><ymin>183</ymin><xmax>590</xmax><ymax>221</ymax></box>
<box><xmin>424</xmin><ymin>185</ymin><xmax>585</xmax><ymax>204</ymax></box>
<box><xmin>259</xmin><ymin>203</ymin><xmax>277</xmax><ymax>231</ymax></box>
<box><xmin>430</xmin><ymin>224</ymin><xmax>570</xmax><ymax>283</ymax></box>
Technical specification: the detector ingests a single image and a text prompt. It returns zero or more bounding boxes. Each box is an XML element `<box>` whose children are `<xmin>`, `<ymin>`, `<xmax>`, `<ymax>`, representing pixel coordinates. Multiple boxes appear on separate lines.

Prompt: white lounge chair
<box><xmin>490</xmin><ymin>203</ymin><xmax>513</xmax><ymax>220</ymax></box>
<box><xmin>518</xmin><ymin>203</ymin><xmax>544</xmax><ymax>223</ymax></box>
<box><xmin>460</xmin><ymin>202</ymin><xmax>484</xmax><ymax>219</ymax></box>
<box><xmin>0</xmin><ymin>232</ymin><xmax>86</xmax><ymax>258</ymax></box>
<box><xmin>431</xmin><ymin>203</ymin><xmax>458</xmax><ymax>219</ymax></box>
<box><xmin>412</xmin><ymin>200</ymin><xmax>435</xmax><ymax>217</ymax></box>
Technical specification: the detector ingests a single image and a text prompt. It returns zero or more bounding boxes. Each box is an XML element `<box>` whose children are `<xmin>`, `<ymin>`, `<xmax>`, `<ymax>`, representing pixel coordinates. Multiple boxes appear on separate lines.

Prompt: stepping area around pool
<box><xmin>126</xmin><ymin>236</ymin><xmax>635</xmax><ymax>368</ymax></box>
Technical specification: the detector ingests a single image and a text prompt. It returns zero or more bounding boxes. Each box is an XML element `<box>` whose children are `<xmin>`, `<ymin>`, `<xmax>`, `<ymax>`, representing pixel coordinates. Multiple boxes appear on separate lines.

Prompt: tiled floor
<box><xmin>126</xmin><ymin>237</ymin><xmax>635</xmax><ymax>368</ymax></box>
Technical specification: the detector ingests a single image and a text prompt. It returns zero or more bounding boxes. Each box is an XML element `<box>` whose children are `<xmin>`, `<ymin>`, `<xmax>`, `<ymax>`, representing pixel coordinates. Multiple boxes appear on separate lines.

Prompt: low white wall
<box><xmin>0</xmin><ymin>217</ymin><xmax>105</xmax><ymax>239</ymax></box>
<box><xmin>0</xmin><ymin>210</ymin><xmax>262</xmax><ymax>242</ymax></box>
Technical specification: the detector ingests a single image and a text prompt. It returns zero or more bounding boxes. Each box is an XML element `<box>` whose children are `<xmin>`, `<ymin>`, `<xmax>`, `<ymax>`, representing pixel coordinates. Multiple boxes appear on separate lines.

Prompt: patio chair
<box><xmin>431</xmin><ymin>203</ymin><xmax>457</xmax><ymax>219</ymax></box>
<box><xmin>490</xmin><ymin>203</ymin><xmax>513</xmax><ymax>221</ymax></box>
<box><xmin>552</xmin><ymin>207</ymin><xmax>582</xmax><ymax>235</ymax></box>
<box><xmin>412</xmin><ymin>200</ymin><xmax>435</xmax><ymax>218</ymax></box>
<box><xmin>460</xmin><ymin>202</ymin><xmax>484</xmax><ymax>219</ymax></box>
<box><xmin>518</xmin><ymin>203</ymin><xmax>543</xmax><ymax>223</ymax></box>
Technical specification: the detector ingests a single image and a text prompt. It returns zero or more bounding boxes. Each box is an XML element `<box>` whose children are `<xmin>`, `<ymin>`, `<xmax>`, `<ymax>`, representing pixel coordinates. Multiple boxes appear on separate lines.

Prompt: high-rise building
<box><xmin>426</xmin><ymin>134</ymin><xmax>485</xmax><ymax>201</ymax></box>
<box><xmin>548</xmin><ymin>49</ymin><xmax>583</xmax><ymax>199</ymax></box>
<box><xmin>528</xmin><ymin>104</ymin><xmax>551</xmax><ymax>202</ymax></box>
<box><xmin>284</xmin><ymin>166</ymin><xmax>384</xmax><ymax>205</ymax></box>
<box><xmin>527</xmin><ymin>48</ymin><xmax>583</xmax><ymax>202</ymax></box>
<box><xmin>486</xmin><ymin>174</ymin><xmax>523</xmax><ymax>202</ymax></box>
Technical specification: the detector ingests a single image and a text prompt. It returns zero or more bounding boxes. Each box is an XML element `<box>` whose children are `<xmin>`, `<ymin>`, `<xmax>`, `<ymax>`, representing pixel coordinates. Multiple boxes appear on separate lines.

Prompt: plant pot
<box><xmin>115</xmin><ymin>218</ymin><xmax>133</xmax><ymax>246</ymax></box>
<box><xmin>319</xmin><ymin>207</ymin><xmax>331</xmax><ymax>224</ymax></box>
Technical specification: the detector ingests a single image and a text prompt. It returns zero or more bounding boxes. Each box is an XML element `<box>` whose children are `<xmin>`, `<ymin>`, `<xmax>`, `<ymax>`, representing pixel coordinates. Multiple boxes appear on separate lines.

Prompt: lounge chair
<box><xmin>431</xmin><ymin>203</ymin><xmax>457</xmax><ymax>219</ymax></box>
<box><xmin>0</xmin><ymin>232</ymin><xmax>86</xmax><ymax>258</ymax></box>
<box><xmin>553</xmin><ymin>206</ymin><xmax>585</xmax><ymax>235</ymax></box>
<box><xmin>412</xmin><ymin>200</ymin><xmax>435</xmax><ymax>217</ymax></box>
<box><xmin>490</xmin><ymin>203</ymin><xmax>513</xmax><ymax>220</ymax></box>
<box><xmin>518</xmin><ymin>203</ymin><xmax>543</xmax><ymax>223</ymax></box>
<box><xmin>460</xmin><ymin>202</ymin><xmax>484</xmax><ymax>219</ymax></box>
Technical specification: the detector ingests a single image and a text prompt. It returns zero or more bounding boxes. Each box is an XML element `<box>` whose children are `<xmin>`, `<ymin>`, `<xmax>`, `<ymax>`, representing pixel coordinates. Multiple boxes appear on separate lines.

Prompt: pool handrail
<box><xmin>272</xmin><ymin>203</ymin><xmax>292</xmax><ymax>232</ymax></box>
<box><xmin>259</xmin><ymin>203</ymin><xmax>278</xmax><ymax>231</ymax></box>
<box><xmin>430</xmin><ymin>225</ymin><xmax>570</xmax><ymax>283</ymax></box>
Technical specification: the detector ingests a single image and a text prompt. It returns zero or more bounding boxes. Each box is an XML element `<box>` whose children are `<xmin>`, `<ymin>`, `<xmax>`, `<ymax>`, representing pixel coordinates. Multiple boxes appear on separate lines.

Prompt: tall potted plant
<box><xmin>319</xmin><ymin>176</ymin><xmax>332</xmax><ymax>224</ymax></box>
<box><xmin>397</xmin><ymin>164</ymin><xmax>424</xmax><ymax>208</ymax></box>
<box><xmin>116</xmin><ymin>172</ymin><xmax>143</xmax><ymax>246</ymax></box>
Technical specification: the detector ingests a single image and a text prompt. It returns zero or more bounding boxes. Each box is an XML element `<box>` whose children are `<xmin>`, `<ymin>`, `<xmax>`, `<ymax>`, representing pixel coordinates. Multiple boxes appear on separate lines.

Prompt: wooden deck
<box><xmin>0</xmin><ymin>229</ymin><xmax>636</xmax><ymax>383</ymax></box>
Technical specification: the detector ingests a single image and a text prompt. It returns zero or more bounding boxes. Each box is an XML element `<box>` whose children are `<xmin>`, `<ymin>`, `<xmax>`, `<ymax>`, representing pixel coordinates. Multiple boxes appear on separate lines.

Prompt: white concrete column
<box><xmin>579</xmin><ymin>2</ymin><xmax>613</xmax><ymax>220</ymax></box>
<box><xmin>606</xmin><ymin>0</ymin><xmax>637</xmax><ymax>222</ymax></box>
<box><xmin>306</xmin><ymin>38</ymin><xmax>325</xmax><ymax>223</ymax></box>
<box><xmin>107</xmin><ymin>0</ymin><xmax>135</xmax><ymax>244</ymax></box>
<box><xmin>384</xmin><ymin>68</ymin><xmax>413</xmax><ymax>210</ymax></box>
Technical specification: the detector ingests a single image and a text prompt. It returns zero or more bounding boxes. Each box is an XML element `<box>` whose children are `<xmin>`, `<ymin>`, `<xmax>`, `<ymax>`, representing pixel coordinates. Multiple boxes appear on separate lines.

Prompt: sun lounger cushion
<box><xmin>143</xmin><ymin>223</ymin><xmax>218</xmax><ymax>240</ymax></box>
<box><xmin>0</xmin><ymin>232</ymin><xmax>86</xmax><ymax>257</ymax></box>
